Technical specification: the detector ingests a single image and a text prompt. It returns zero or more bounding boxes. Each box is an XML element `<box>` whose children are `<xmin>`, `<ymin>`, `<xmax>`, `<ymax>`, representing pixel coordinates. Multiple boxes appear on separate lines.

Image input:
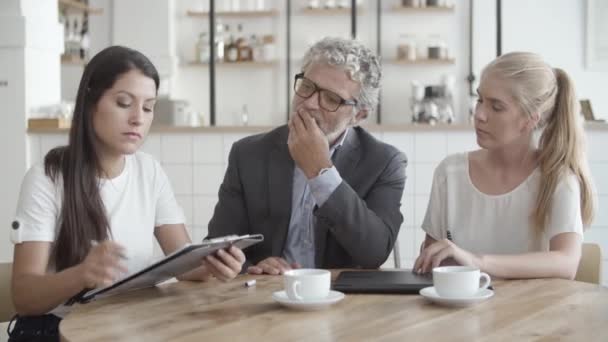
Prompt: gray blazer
<box><xmin>207</xmin><ymin>125</ymin><xmax>407</xmax><ymax>269</ymax></box>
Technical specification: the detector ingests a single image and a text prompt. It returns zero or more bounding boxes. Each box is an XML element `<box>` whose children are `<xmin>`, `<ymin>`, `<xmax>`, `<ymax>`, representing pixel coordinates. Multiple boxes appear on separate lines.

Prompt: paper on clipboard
<box><xmin>76</xmin><ymin>234</ymin><xmax>263</xmax><ymax>303</ymax></box>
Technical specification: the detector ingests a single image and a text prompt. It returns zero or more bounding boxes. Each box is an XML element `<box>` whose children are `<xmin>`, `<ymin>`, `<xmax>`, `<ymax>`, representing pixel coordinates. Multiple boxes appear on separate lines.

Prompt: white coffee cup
<box><xmin>433</xmin><ymin>266</ymin><xmax>491</xmax><ymax>298</ymax></box>
<box><xmin>284</xmin><ymin>269</ymin><xmax>330</xmax><ymax>301</ymax></box>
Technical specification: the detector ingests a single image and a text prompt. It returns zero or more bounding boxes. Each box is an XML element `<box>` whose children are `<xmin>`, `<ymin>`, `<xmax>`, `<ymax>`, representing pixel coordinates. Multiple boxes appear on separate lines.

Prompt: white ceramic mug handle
<box><xmin>291</xmin><ymin>280</ymin><xmax>303</xmax><ymax>301</ymax></box>
<box><xmin>479</xmin><ymin>272</ymin><xmax>491</xmax><ymax>290</ymax></box>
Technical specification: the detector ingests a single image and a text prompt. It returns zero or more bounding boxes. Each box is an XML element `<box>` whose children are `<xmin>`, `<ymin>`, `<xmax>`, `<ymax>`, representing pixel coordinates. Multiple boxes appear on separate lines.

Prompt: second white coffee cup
<box><xmin>284</xmin><ymin>269</ymin><xmax>330</xmax><ymax>301</ymax></box>
<box><xmin>433</xmin><ymin>266</ymin><xmax>491</xmax><ymax>298</ymax></box>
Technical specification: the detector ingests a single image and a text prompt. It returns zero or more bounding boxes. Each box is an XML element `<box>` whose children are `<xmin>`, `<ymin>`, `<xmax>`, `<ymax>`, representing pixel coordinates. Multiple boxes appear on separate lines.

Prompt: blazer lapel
<box><xmin>268</xmin><ymin>127</ymin><xmax>294</xmax><ymax>257</ymax></box>
<box><xmin>315</xmin><ymin>128</ymin><xmax>362</xmax><ymax>267</ymax></box>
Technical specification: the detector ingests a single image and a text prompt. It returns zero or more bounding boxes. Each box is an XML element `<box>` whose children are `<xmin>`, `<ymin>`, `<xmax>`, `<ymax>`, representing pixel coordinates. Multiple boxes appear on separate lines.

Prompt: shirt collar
<box><xmin>330</xmin><ymin>128</ymin><xmax>349</xmax><ymax>155</ymax></box>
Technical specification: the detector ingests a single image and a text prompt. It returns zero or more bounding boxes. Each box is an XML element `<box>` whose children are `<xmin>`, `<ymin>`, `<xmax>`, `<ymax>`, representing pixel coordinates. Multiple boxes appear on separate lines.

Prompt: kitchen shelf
<box><xmin>389</xmin><ymin>58</ymin><xmax>455</xmax><ymax>65</ymax></box>
<box><xmin>186</xmin><ymin>9</ymin><xmax>279</xmax><ymax>18</ymax></box>
<box><xmin>300</xmin><ymin>7</ymin><xmax>365</xmax><ymax>15</ymax></box>
<box><xmin>185</xmin><ymin>60</ymin><xmax>279</xmax><ymax>68</ymax></box>
<box><xmin>58</xmin><ymin>0</ymin><xmax>103</xmax><ymax>15</ymax></box>
<box><xmin>61</xmin><ymin>54</ymin><xmax>87</xmax><ymax>66</ymax></box>
<box><xmin>390</xmin><ymin>5</ymin><xmax>455</xmax><ymax>13</ymax></box>
<box><xmin>28</xmin><ymin>122</ymin><xmax>608</xmax><ymax>134</ymax></box>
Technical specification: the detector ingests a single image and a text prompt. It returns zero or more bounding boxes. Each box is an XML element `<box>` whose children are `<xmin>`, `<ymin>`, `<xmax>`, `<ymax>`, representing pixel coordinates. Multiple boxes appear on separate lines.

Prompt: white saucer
<box><xmin>272</xmin><ymin>290</ymin><xmax>345</xmax><ymax>311</ymax></box>
<box><xmin>419</xmin><ymin>287</ymin><xmax>494</xmax><ymax>307</ymax></box>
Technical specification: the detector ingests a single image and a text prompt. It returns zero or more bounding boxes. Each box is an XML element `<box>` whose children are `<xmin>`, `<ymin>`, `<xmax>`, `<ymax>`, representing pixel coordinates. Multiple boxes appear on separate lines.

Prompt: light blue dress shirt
<box><xmin>282</xmin><ymin>130</ymin><xmax>348</xmax><ymax>268</ymax></box>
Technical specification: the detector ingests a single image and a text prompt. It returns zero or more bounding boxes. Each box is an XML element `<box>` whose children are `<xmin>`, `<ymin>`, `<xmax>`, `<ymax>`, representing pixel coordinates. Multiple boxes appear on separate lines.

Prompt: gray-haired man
<box><xmin>208</xmin><ymin>37</ymin><xmax>407</xmax><ymax>274</ymax></box>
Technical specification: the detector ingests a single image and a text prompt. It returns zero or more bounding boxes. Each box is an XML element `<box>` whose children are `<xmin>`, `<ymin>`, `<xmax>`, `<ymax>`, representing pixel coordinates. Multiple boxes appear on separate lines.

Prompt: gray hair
<box><xmin>300</xmin><ymin>37</ymin><xmax>382</xmax><ymax>116</ymax></box>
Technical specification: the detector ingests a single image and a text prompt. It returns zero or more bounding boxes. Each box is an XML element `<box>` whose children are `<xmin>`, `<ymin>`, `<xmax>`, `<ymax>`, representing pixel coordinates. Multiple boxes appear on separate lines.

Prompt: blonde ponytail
<box><xmin>533</xmin><ymin>68</ymin><xmax>595</xmax><ymax>233</ymax></box>
<box><xmin>483</xmin><ymin>53</ymin><xmax>595</xmax><ymax>234</ymax></box>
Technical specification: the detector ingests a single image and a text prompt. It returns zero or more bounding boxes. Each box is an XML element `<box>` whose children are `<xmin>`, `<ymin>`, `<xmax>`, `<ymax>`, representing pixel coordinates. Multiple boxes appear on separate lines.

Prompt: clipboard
<box><xmin>72</xmin><ymin>234</ymin><xmax>264</xmax><ymax>304</ymax></box>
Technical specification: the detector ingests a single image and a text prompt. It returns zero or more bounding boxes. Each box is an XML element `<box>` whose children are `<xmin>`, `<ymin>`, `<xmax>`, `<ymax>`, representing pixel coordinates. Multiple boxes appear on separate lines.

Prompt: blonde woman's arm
<box><xmin>413</xmin><ymin>232</ymin><xmax>581</xmax><ymax>279</ymax></box>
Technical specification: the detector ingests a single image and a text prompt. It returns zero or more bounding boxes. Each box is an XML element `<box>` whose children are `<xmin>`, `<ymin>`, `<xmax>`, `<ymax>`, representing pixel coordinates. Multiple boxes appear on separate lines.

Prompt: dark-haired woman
<box><xmin>8</xmin><ymin>46</ymin><xmax>245</xmax><ymax>341</ymax></box>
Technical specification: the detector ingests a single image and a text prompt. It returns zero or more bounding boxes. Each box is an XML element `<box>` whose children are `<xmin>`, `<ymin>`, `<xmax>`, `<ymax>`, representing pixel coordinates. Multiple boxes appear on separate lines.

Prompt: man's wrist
<box><xmin>305</xmin><ymin>162</ymin><xmax>333</xmax><ymax>179</ymax></box>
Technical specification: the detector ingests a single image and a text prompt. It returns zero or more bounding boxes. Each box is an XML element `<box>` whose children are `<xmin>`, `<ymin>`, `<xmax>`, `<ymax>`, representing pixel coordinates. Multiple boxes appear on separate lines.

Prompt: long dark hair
<box><xmin>45</xmin><ymin>46</ymin><xmax>159</xmax><ymax>271</ymax></box>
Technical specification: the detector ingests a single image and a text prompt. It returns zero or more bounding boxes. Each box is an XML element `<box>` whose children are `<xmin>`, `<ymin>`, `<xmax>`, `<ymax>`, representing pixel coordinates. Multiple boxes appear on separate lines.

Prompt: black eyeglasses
<box><xmin>294</xmin><ymin>73</ymin><xmax>358</xmax><ymax>112</ymax></box>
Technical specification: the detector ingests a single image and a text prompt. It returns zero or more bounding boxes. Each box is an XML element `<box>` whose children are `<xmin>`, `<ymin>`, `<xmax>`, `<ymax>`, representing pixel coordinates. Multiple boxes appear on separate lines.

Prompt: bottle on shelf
<box><xmin>251</xmin><ymin>35</ymin><xmax>264</xmax><ymax>62</ymax></box>
<box><xmin>68</xmin><ymin>18</ymin><xmax>80</xmax><ymax>59</ymax></box>
<box><xmin>224</xmin><ymin>25</ymin><xmax>239</xmax><ymax>63</ymax></box>
<box><xmin>236</xmin><ymin>24</ymin><xmax>252</xmax><ymax>62</ymax></box>
<box><xmin>80</xmin><ymin>26</ymin><xmax>90</xmax><ymax>61</ymax></box>
<box><xmin>215</xmin><ymin>22</ymin><xmax>225</xmax><ymax>61</ymax></box>
<box><xmin>196</xmin><ymin>32</ymin><xmax>210</xmax><ymax>63</ymax></box>
<box><xmin>241</xmin><ymin>104</ymin><xmax>249</xmax><ymax>126</ymax></box>
<box><xmin>262</xmin><ymin>35</ymin><xmax>276</xmax><ymax>62</ymax></box>
<box><xmin>62</xmin><ymin>15</ymin><xmax>70</xmax><ymax>56</ymax></box>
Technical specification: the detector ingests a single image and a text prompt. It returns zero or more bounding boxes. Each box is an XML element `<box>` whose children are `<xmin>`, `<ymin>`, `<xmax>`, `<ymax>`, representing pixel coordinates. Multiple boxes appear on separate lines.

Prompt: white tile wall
<box><xmin>414</xmin><ymin>195</ymin><xmax>431</xmax><ymax>227</ymax></box>
<box><xmin>161</xmin><ymin>135</ymin><xmax>193</xmax><ymax>164</ymax></box>
<box><xmin>191</xmin><ymin>225</ymin><xmax>208</xmax><ymax>243</ymax></box>
<box><xmin>193</xmin><ymin>134</ymin><xmax>223</xmax><ymax>164</ymax></box>
<box><xmin>193</xmin><ymin>165</ymin><xmax>224</xmax><ymax>195</ymax></box>
<box><xmin>162</xmin><ymin>164</ymin><xmax>193</xmax><ymax>195</ymax></box>
<box><xmin>414</xmin><ymin>163</ymin><xmax>436</xmax><ymax>195</ymax></box>
<box><xmin>193</xmin><ymin>195</ymin><xmax>218</xmax><ymax>227</ymax></box>
<box><xmin>446</xmin><ymin>132</ymin><xmax>479</xmax><ymax>155</ymax></box>
<box><xmin>595</xmin><ymin>196</ymin><xmax>608</xmax><ymax>227</ymax></box>
<box><xmin>222</xmin><ymin>133</ymin><xmax>250</xmax><ymax>164</ymax></box>
<box><xmin>414</xmin><ymin>132</ymin><xmax>447</xmax><ymax>163</ymax></box>
<box><xmin>383</xmin><ymin>132</ymin><xmax>415</xmax><ymax>195</ymax></box>
<box><xmin>39</xmin><ymin>134</ymin><xmax>68</xmax><ymax>159</ymax></box>
<box><xmin>588</xmin><ymin>132</ymin><xmax>608</xmax><ymax>162</ymax></box>
<box><xmin>27</xmin><ymin>136</ymin><xmax>41</xmax><ymax>166</ymax></box>
<box><xmin>27</xmin><ymin>127</ymin><xmax>608</xmax><ymax>286</ymax></box>
<box><xmin>141</xmin><ymin>134</ymin><xmax>162</xmax><ymax>161</ymax></box>
<box><xmin>401</xmin><ymin>193</ymin><xmax>415</xmax><ymax>227</ymax></box>
<box><xmin>590</xmin><ymin>163</ymin><xmax>608</xmax><ymax>195</ymax></box>
<box><xmin>175</xmin><ymin>195</ymin><xmax>193</xmax><ymax>226</ymax></box>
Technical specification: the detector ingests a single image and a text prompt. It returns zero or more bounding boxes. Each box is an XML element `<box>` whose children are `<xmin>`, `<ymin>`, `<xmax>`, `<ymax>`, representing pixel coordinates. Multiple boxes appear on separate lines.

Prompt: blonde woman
<box><xmin>414</xmin><ymin>52</ymin><xmax>595</xmax><ymax>279</ymax></box>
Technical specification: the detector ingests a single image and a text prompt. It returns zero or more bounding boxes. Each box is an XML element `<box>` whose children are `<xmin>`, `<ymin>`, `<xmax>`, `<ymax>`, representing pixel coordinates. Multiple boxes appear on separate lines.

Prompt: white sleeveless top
<box><xmin>421</xmin><ymin>153</ymin><xmax>583</xmax><ymax>254</ymax></box>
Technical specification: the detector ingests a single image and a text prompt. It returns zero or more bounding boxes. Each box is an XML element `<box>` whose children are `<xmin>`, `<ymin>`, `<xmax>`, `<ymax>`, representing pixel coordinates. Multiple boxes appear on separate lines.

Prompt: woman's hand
<box><xmin>202</xmin><ymin>246</ymin><xmax>246</xmax><ymax>282</ymax></box>
<box><xmin>413</xmin><ymin>239</ymin><xmax>483</xmax><ymax>274</ymax></box>
<box><xmin>78</xmin><ymin>241</ymin><xmax>128</xmax><ymax>288</ymax></box>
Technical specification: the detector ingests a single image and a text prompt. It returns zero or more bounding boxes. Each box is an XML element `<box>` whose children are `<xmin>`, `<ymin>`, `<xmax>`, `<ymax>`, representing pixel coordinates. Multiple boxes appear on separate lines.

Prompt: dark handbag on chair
<box><xmin>7</xmin><ymin>314</ymin><xmax>61</xmax><ymax>342</ymax></box>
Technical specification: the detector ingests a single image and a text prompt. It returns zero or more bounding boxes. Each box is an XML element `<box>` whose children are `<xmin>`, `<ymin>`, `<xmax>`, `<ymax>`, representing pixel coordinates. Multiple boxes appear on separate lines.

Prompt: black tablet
<box><xmin>332</xmin><ymin>270</ymin><xmax>433</xmax><ymax>294</ymax></box>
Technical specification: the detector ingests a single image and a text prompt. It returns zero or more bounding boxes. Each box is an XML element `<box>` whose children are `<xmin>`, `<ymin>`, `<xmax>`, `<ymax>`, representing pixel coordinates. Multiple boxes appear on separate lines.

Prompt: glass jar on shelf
<box><xmin>337</xmin><ymin>0</ymin><xmax>349</xmax><ymax>8</ymax></box>
<box><xmin>402</xmin><ymin>0</ymin><xmax>421</xmax><ymax>7</ymax></box>
<box><xmin>324</xmin><ymin>0</ymin><xmax>337</xmax><ymax>9</ymax></box>
<box><xmin>397</xmin><ymin>34</ymin><xmax>416</xmax><ymax>61</ymax></box>
<box><xmin>427</xmin><ymin>35</ymin><xmax>443</xmax><ymax>60</ymax></box>
<box><xmin>308</xmin><ymin>0</ymin><xmax>321</xmax><ymax>9</ymax></box>
<box><xmin>255</xmin><ymin>0</ymin><xmax>265</xmax><ymax>11</ymax></box>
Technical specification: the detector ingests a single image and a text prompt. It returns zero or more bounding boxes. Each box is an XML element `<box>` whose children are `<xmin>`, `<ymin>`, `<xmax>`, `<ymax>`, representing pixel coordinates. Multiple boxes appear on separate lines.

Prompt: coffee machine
<box><xmin>411</xmin><ymin>76</ymin><xmax>455</xmax><ymax>125</ymax></box>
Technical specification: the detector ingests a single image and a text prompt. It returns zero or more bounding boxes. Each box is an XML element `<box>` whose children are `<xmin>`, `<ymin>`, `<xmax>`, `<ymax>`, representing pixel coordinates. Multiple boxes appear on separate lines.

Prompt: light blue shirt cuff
<box><xmin>308</xmin><ymin>166</ymin><xmax>342</xmax><ymax>207</ymax></box>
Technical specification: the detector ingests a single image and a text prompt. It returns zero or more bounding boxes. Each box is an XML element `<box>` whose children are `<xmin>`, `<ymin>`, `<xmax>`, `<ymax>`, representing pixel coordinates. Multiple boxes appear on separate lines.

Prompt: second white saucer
<box><xmin>272</xmin><ymin>290</ymin><xmax>345</xmax><ymax>311</ymax></box>
<box><xmin>419</xmin><ymin>286</ymin><xmax>494</xmax><ymax>307</ymax></box>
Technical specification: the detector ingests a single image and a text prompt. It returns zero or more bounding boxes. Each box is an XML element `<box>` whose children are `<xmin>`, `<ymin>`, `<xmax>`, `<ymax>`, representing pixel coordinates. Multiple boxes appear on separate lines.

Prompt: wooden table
<box><xmin>60</xmin><ymin>271</ymin><xmax>608</xmax><ymax>341</ymax></box>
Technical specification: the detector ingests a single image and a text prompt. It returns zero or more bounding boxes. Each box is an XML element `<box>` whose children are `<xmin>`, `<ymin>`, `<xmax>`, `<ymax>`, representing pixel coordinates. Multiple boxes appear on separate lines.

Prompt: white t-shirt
<box><xmin>422</xmin><ymin>153</ymin><xmax>583</xmax><ymax>255</ymax></box>
<box><xmin>11</xmin><ymin>152</ymin><xmax>185</xmax><ymax>316</ymax></box>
